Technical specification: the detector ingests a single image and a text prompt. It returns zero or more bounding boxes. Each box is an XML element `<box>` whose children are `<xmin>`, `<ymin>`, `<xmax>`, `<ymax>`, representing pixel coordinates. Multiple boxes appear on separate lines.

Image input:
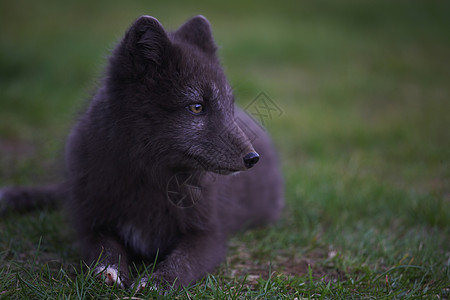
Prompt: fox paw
<box><xmin>131</xmin><ymin>277</ymin><xmax>158</xmax><ymax>293</ymax></box>
<box><xmin>94</xmin><ymin>265</ymin><xmax>125</xmax><ymax>289</ymax></box>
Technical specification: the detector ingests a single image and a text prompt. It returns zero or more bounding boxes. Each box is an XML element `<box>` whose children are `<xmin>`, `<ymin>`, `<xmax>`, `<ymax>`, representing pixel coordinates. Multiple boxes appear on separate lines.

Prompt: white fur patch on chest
<box><xmin>118</xmin><ymin>223</ymin><xmax>149</xmax><ymax>256</ymax></box>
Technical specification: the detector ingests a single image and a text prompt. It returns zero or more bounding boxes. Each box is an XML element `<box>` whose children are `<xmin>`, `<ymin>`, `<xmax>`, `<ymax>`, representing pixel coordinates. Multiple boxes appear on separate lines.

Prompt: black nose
<box><xmin>243</xmin><ymin>152</ymin><xmax>259</xmax><ymax>169</ymax></box>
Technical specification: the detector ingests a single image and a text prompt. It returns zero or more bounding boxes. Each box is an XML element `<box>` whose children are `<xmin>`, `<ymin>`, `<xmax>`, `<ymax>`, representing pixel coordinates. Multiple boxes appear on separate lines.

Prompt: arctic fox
<box><xmin>0</xmin><ymin>15</ymin><xmax>284</xmax><ymax>289</ymax></box>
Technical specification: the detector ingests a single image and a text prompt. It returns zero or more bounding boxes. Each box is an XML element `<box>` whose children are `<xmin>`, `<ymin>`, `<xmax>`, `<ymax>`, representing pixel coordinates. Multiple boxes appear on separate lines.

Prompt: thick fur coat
<box><xmin>0</xmin><ymin>15</ymin><xmax>284</xmax><ymax>289</ymax></box>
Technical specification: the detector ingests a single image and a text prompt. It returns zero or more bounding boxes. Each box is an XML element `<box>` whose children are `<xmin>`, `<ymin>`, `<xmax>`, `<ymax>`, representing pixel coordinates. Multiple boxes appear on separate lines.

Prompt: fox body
<box><xmin>0</xmin><ymin>15</ymin><xmax>283</xmax><ymax>288</ymax></box>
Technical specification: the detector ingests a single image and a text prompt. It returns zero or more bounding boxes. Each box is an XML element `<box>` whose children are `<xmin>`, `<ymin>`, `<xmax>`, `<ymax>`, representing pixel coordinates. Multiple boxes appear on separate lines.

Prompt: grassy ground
<box><xmin>1</xmin><ymin>0</ymin><xmax>449</xmax><ymax>298</ymax></box>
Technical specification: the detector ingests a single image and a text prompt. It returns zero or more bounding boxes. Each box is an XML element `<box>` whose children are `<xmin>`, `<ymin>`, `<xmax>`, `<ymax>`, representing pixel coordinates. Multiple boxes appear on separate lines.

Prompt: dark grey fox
<box><xmin>0</xmin><ymin>15</ymin><xmax>283</xmax><ymax>289</ymax></box>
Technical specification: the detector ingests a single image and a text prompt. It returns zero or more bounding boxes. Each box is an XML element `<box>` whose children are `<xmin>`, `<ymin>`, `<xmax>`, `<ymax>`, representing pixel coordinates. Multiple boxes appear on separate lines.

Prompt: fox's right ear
<box><xmin>121</xmin><ymin>16</ymin><xmax>170</xmax><ymax>67</ymax></box>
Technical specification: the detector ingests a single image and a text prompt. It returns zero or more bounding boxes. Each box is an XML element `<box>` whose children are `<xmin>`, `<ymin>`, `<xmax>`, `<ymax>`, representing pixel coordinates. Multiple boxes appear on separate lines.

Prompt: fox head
<box><xmin>104</xmin><ymin>16</ymin><xmax>259</xmax><ymax>174</ymax></box>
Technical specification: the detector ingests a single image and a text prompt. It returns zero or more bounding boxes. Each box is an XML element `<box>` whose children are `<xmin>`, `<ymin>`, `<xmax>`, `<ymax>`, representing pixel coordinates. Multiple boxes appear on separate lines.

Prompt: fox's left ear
<box><xmin>175</xmin><ymin>15</ymin><xmax>217</xmax><ymax>54</ymax></box>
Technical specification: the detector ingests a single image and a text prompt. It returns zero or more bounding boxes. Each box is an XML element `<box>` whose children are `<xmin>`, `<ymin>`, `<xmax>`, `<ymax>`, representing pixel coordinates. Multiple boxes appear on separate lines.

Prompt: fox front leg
<box><xmin>137</xmin><ymin>232</ymin><xmax>227</xmax><ymax>290</ymax></box>
<box><xmin>81</xmin><ymin>234</ymin><xmax>131</xmax><ymax>288</ymax></box>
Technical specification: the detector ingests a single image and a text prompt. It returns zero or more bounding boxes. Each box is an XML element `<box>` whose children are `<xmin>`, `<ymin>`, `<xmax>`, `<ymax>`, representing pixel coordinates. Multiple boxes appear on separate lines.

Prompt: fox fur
<box><xmin>0</xmin><ymin>15</ymin><xmax>283</xmax><ymax>289</ymax></box>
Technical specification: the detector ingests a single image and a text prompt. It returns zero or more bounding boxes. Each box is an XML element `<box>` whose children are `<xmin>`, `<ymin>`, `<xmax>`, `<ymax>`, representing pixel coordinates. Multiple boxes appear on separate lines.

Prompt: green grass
<box><xmin>1</xmin><ymin>0</ymin><xmax>449</xmax><ymax>298</ymax></box>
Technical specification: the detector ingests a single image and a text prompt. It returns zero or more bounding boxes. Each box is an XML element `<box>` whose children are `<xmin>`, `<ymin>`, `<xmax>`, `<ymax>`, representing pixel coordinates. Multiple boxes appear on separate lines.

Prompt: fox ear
<box><xmin>122</xmin><ymin>15</ymin><xmax>170</xmax><ymax>66</ymax></box>
<box><xmin>175</xmin><ymin>15</ymin><xmax>217</xmax><ymax>54</ymax></box>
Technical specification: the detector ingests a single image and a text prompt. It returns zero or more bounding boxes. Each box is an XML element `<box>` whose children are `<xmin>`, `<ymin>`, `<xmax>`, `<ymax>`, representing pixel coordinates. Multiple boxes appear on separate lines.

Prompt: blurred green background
<box><xmin>1</xmin><ymin>0</ymin><xmax>448</xmax><ymax>188</ymax></box>
<box><xmin>0</xmin><ymin>0</ymin><xmax>449</xmax><ymax>297</ymax></box>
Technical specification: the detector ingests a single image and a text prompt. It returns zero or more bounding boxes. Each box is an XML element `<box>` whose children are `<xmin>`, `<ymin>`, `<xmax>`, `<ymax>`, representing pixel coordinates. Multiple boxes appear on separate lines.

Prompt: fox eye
<box><xmin>186</xmin><ymin>103</ymin><xmax>204</xmax><ymax>115</ymax></box>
